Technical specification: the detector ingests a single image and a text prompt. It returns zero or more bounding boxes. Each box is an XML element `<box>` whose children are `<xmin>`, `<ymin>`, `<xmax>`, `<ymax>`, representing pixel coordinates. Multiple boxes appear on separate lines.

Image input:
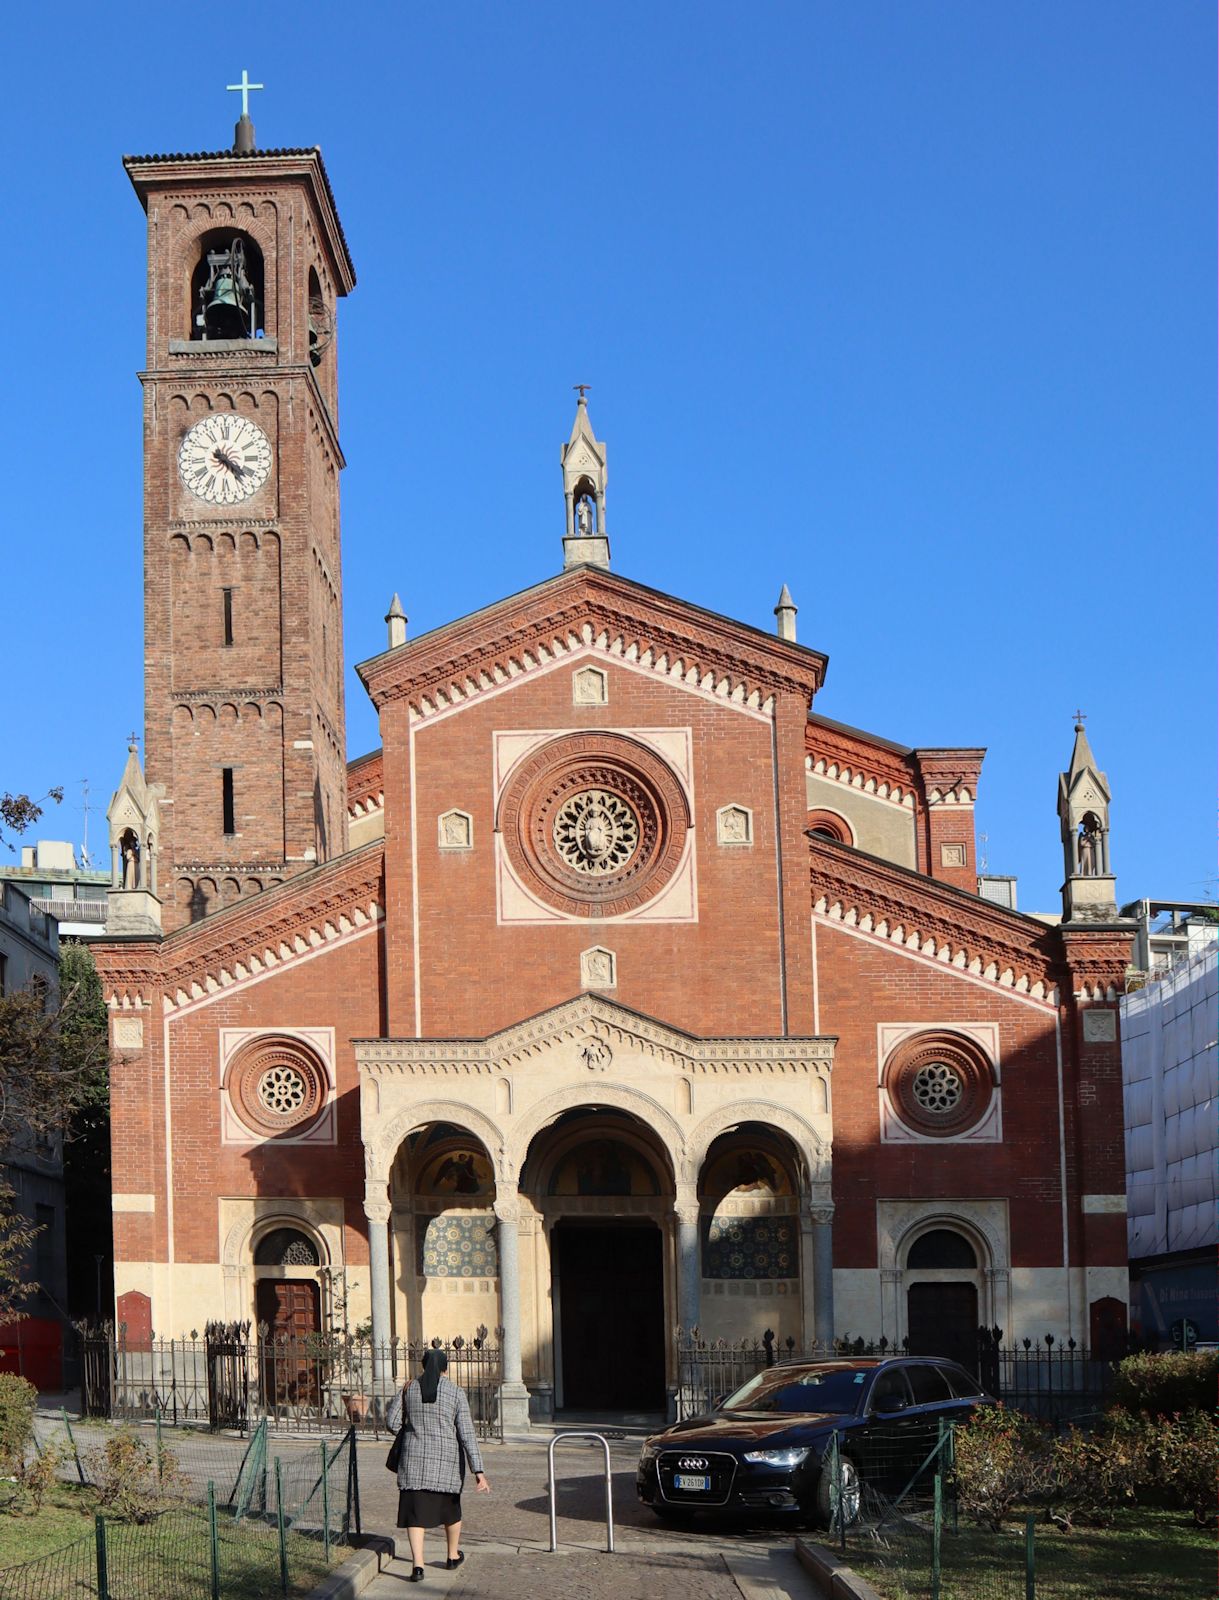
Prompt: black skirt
<box><xmin>397</xmin><ymin>1488</ymin><xmax>462</xmax><ymax>1528</ymax></box>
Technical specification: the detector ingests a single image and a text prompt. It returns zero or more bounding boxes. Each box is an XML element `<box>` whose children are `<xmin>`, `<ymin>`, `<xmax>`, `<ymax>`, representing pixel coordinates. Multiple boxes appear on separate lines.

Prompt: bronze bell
<box><xmin>200</xmin><ymin>240</ymin><xmax>254</xmax><ymax>339</ymax></box>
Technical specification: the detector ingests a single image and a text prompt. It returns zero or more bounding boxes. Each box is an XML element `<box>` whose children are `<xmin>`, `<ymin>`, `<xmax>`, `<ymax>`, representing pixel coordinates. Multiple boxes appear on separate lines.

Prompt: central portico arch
<box><xmin>355</xmin><ymin>996</ymin><xmax>835</xmax><ymax>1424</ymax></box>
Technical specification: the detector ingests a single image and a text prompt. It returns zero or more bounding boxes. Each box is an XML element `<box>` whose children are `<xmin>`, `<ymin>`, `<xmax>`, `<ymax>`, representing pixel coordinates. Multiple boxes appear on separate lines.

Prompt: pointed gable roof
<box><xmin>356</xmin><ymin>566</ymin><xmax>826</xmax><ymax>720</ymax></box>
<box><xmin>1059</xmin><ymin>720</ymin><xmax>1111</xmax><ymax>810</ymax></box>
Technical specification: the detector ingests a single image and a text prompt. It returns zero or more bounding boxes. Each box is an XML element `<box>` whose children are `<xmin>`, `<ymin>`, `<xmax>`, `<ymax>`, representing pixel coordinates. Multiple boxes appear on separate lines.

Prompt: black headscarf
<box><xmin>419</xmin><ymin>1347</ymin><xmax>448</xmax><ymax>1404</ymax></box>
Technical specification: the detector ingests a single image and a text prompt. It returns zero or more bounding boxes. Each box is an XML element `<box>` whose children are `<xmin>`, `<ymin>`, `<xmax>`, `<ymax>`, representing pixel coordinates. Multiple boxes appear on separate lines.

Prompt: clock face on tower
<box><xmin>177</xmin><ymin>414</ymin><xmax>272</xmax><ymax>505</ymax></box>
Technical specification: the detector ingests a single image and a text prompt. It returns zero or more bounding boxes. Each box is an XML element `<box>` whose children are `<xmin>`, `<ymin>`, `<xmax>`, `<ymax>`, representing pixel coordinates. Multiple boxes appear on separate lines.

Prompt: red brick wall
<box><xmin>815</xmin><ymin>922</ymin><xmax>1070</xmax><ymax>1269</ymax></box>
<box><xmin>386</xmin><ymin>665</ymin><xmax>813</xmax><ymax>1040</ymax></box>
<box><xmin>137</xmin><ymin>173</ymin><xmax>348</xmax><ymax>931</ymax></box>
<box><xmin>144</xmin><ymin>931</ymin><xmax>383</xmax><ymax>1271</ymax></box>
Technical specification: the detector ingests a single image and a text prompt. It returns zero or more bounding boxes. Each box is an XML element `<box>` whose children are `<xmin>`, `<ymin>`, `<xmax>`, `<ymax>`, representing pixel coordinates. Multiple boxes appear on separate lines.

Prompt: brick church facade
<box><xmin>94</xmin><ymin>120</ymin><xmax>1132</xmax><ymax>1422</ymax></box>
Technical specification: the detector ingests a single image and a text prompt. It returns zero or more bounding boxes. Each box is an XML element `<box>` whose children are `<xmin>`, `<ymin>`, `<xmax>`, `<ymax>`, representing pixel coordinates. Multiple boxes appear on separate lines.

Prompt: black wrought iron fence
<box><xmin>676</xmin><ymin>1329</ymin><xmax>1119</xmax><ymax>1425</ymax></box>
<box><xmin>80</xmin><ymin>1323</ymin><xmax>504</xmax><ymax>1441</ymax></box>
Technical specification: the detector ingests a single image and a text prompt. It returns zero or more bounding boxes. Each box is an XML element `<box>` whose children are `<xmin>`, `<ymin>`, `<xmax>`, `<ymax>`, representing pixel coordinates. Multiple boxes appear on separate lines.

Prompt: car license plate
<box><xmin>674</xmin><ymin>1473</ymin><xmax>710</xmax><ymax>1491</ymax></box>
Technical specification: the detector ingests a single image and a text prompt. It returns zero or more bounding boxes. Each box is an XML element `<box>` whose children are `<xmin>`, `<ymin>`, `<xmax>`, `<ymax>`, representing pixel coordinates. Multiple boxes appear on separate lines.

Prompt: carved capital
<box><xmin>673</xmin><ymin>1203</ymin><xmax>701</xmax><ymax>1230</ymax></box>
<box><xmin>493</xmin><ymin>1199</ymin><xmax>521</xmax><ymax>1227</ymax></box>
<box><xmin>363</xmin><ymin>1201</ymin><xmax>392</xmax><ymax>1227</ymax></box>
<box><xmin>805</xmin><ymin>1204</ymin><xmax>836</xmax><ymax>1227</ymax></box>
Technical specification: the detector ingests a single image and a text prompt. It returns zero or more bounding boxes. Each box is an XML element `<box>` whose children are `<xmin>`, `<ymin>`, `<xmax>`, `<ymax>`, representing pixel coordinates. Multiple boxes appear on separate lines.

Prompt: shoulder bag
<box><xmin>385</xmin><ymin>1387</ymin><xmax>412</xmax><ymax>1472</ymax></box>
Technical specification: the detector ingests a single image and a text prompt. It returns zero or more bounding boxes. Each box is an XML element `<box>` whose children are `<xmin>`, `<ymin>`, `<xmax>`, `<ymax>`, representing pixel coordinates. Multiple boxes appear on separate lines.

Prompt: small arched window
<box><xmin>254</xmin><ymin>1227</ymin><xmax>319</xmax><ymax>1267</ymax></box>
<box><xmin>907</xmin><ymin>1229</ymin><xmax>977</xmax><ymax>1270</ymax></box>
<box><xmin>308</xmin><ymin>266</ymin><xmax>333</xmax><ymax>367</ymax></box>
<box><xmin>191</xmin><ymin>231</ymin><xmax>265</xmax><ymax>341</ymax></box>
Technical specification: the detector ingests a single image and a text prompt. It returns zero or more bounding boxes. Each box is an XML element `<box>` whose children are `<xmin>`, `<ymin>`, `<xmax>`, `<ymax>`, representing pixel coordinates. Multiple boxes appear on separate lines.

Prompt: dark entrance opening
<box><xmin>555</xmin><ymin>1222</ymin><xmax>665</xmax><ymax>1413</ymax></box>
<box><xmin>906</xmin><ymin>1281</ymin><xmax>979</xmax><ymax>1373</ymax></box>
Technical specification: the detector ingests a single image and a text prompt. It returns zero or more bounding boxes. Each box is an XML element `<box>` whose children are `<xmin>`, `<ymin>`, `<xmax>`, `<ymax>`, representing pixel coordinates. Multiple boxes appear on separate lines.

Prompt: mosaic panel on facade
<box><xmin>419</xmin><ymin>1213</ymin><xmax>498</xmax><ymax>1279</ymax></box>
<box><xmin>704</xmin><ymin>1214</ymin><xmax>798</xmax><ymax>1280</ymax></box>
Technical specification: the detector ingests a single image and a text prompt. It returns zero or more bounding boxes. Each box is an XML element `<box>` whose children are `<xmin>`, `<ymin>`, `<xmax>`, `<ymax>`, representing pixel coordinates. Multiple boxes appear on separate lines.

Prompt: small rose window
<box><xmin>884</xmin><ymin>1031</ymin><xmax>993</xmax><ymax>1137</ymax></box>
<box><xmin>228</xmin><ymin>1036</ymin><xmax>328</xmax><ymax>1138</ymax></box>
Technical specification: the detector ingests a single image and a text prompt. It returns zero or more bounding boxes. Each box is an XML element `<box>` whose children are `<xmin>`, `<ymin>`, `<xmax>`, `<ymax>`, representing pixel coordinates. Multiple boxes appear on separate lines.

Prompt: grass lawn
<box><xmin>839</xmin><ymin>1507</ymin><xmax>1215</xmax><ymax>1600</ymax></box>
<box><xmin>0</xmin><ymin>1482</ymin><xmax>353</xmax><ymax>1598</ymax></box>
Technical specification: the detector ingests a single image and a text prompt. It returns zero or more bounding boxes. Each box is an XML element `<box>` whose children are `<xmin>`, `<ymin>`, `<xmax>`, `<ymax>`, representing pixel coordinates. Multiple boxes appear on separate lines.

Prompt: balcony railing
<box><xmin>36</xmin><ymin>898</ymin><xmax>108</xmax><ymax>923</ymax></box>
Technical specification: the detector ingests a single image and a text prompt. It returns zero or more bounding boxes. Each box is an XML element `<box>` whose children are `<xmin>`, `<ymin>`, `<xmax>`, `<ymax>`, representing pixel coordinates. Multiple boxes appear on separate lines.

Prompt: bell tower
<box><xmin>124</xmin><ymin>102</ymin><xmax>356</xmax><ymax>930</ymax></box>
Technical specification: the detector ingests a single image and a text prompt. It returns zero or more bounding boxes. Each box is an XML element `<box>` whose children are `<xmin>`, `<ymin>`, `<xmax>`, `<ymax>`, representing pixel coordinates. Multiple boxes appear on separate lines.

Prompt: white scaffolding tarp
<box><xmin>1121</xmin><ymin>948</ymin><xmax>1218</xmax><ymax>1258</ymax></box>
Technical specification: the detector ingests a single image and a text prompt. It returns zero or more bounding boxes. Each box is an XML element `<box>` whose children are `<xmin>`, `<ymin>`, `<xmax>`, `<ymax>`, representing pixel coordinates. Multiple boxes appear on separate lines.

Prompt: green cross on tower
<box><xmin>226</xmin><ymin>70</ymin><xmax>265</xmax><ymax>119</ymax></box>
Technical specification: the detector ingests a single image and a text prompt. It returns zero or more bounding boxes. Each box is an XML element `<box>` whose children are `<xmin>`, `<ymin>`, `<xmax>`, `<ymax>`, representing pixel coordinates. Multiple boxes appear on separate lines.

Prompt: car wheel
<box><xmin>815</xmin><ymin>1453</ymin><xmax>861</xmax><ymax>1530</ymax></box>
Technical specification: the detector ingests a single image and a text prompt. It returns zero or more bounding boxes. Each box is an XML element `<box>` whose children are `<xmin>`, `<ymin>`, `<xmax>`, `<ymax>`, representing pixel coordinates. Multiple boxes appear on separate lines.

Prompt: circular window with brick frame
<box><xmin>497</xmin><ymin>732</ymin><xmax>691</xmax><ymax>918</ymax></box>
<box><xmin>882</xmin><ymin>1031</ymin><xmax>994</xmax><ymax>1138</ymax></box>
<box><xmin>227</xmin><ymin>1036</ymin><xmax>329</xmax><ymax>1139</ymax></box>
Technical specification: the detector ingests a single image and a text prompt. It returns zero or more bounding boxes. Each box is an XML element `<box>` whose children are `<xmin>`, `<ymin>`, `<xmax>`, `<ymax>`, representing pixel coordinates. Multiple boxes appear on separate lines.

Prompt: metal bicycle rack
<box><xmin>547</xmin><ymin>1431</ymin><xmax>615</xmax><ymax>1553</ymax></box>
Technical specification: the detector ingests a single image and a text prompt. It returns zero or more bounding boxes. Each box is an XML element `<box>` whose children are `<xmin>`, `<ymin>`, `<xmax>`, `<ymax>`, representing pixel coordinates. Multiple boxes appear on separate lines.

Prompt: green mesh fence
<box><xmin>0</xmin><ymin>1419</ymin><xmax>360</xmax><ymax>1600</ymax></box>
<box><xmin>0</xmin><ymin>1533</ymin><xmax>97</xmax><ymax>1600</ymax></box>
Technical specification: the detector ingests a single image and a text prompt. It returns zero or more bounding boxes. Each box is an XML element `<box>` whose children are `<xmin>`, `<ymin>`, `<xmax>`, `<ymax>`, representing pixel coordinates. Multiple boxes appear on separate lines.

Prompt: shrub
<box><xmin>954</xmin><ymin>1405</ymin><xmax>1050</xmax><ymax>1530</ymax></box>
<box><xmin>0</xmin><ymin>1375</ymin><xmax>37</xmax><ymax>1478</ymax></box>
<box><xmin>1144</xmin><ymin>1410</ymin><xmax>1219</xmax><ymax>1526</ymax></box>
<box><xmin>1050</xmin><ymin>1411</ymin><xmax>1150</xmax><ymax>1528</ymax></box>
<box><xmin>10</xmin><ymin>1441</ymin><xmax>61</xmax><ymax>1514</ymax></box>
<box><xmin>86</xmin><ymin>1428</ymin><xmax>186</xmax><ymax>1523</ymax></box>
<box><xmin>1111</xmin><ymin>1350</ymin><xmax>1219</xmax><ymax>1418</ymax></box>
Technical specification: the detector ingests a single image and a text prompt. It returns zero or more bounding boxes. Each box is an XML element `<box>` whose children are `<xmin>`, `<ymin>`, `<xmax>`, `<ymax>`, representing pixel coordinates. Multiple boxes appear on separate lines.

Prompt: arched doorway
<box><xmin>252</xmin><ymin>1224</ymin><xmax>325</xmax><ymax>1408</ymax></box>
<box><xmin>523</xmin><ymin>1109</ymin><xmax>672</xmax><ymax>1415</ymax></box>
<box><xmin>697</xmin><ymin>1124</ymin><xmax>804</xmax><ymax>1345</ymax></box>
<box><xmin>388</xmin><ymin>1123</ymin><xmax>499</xmax><ymax>1347</ymax></box>
<box><xmin>904</xmin><ymin>1227</ymin><xmax>982</xmax><ymax>1372</ymax></box>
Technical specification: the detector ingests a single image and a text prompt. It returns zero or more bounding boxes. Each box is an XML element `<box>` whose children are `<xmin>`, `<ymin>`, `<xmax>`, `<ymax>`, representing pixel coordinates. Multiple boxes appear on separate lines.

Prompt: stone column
<box><xmin>810</xmin><ymin>1204</ymin><xmax>835</xmax><ymax>1348</ymax></box>
<box><xmin>494</xmin><ymin>1199</ymin><xmax>531</xmax><ymax>1431</ymax></box>
<box><xmin>674</xmin><ymin>1192</ymin><xmax>702</xmax><ymax>1337</ymax></box>
<box><xmin>364</xmin><ymin>1192</ymin><xmax>392</xmax><ymax>1397</ymax></box>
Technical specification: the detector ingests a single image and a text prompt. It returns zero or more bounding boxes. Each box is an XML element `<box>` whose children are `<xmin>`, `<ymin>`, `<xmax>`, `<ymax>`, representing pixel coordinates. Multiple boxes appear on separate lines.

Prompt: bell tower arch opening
<box><xmin>190</xmin><ymin>231</ymin><xmax>265</xmax><ymax>341</ymax></box>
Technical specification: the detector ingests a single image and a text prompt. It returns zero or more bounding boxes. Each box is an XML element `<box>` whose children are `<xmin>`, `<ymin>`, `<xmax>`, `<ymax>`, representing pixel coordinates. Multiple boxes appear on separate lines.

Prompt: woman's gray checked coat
<box><xmin>386</xmin><ymin>1376</ymin><xmax>484</xmax><ymax>1495</ymax></box>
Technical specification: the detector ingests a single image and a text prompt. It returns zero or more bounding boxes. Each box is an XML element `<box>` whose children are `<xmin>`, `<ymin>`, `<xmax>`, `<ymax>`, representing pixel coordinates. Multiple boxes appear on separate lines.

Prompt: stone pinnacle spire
<box><xmin>561</xmin><ymin>388</ymin><xmax>610</xmax><ymax>571</ymax></box>
<box><xmin>385</xmin><ymin>593</ymin><xmax>407</xmax><ymax>649</ymax></box>
<box><xmin>774</xmin><ymin>584</ymin><xmax>797</xmax><ymax>641</ymax></box>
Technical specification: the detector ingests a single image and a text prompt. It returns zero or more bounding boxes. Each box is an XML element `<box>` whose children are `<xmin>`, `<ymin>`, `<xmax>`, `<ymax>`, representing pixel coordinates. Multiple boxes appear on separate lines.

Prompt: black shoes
<box><xmin>446</xmin><ymin>1551</ymin><xmax>465</xmax><ymax>1570</ymax></box>
<box><xmin>408</xmin><ymin>1567</ymin><xmax>425</xmax><ymax>1583</ymax></box>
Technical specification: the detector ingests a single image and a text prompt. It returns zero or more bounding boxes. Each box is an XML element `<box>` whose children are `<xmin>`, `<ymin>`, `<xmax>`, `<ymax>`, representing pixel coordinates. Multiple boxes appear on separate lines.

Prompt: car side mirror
<box><xmin>711</xmin><ymin>1393</ymin><xmax>725</xmax><ymax>1410</ymax></box>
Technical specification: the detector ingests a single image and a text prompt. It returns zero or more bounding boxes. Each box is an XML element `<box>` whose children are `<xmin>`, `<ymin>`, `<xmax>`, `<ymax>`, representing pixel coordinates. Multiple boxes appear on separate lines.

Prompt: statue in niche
<box><xmin>1078</xmin><ymin>816</ymin><xmax>1100</xmax><ymax>876</ymax></box>
<box><xmin>120</xmin><ymin>828</ymin><xmax>140</xmax><ymax>890</ymax></box>
<box><xmin>576</xmin><ymin>496</ymin><xmax>594</xmax><ymax>535</ymax></box>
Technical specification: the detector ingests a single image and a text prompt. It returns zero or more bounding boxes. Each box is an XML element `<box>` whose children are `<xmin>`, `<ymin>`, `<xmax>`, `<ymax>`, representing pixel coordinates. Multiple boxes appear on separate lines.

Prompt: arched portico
<box><xmin>356</xmin><ymin>995</ymin><xmax>835</xmax><ymax>1425</ymax></box>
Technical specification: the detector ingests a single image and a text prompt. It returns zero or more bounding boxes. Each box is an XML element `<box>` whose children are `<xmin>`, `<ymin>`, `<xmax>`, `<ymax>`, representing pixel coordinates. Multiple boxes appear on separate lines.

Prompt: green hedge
<box><xmin>1111</xmin><ymin>1350</ymin><xmax>1219</xmax><ymax>1418</ymax></box>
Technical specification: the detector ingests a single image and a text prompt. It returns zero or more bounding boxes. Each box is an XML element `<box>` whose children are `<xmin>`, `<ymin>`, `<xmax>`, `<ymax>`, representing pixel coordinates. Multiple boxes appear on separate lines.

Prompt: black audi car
<box><xmin>637</xmin><ymin>1357</ymin><xmax>992</xmax><ymax>1526</ymax></box>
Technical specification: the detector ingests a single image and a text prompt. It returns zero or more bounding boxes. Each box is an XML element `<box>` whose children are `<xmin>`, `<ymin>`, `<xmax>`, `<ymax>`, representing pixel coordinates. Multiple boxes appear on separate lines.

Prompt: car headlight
<box><xmin>639</xmin><ymin>1440</ymin><xmax>660</xmax><ymax>1462</ymax></box>
<box><xmin>742</xmin><ymin>1446</ymin><xmax>811</xmax><ymax>1467</ymax></box>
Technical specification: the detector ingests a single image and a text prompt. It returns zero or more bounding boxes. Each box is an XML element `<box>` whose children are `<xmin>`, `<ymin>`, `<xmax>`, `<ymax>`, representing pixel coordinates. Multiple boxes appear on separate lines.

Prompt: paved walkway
<box><xmin>353</xmin><ymin>1435</ymin><xmax>812</xmax><ymax>1600</ymax></box>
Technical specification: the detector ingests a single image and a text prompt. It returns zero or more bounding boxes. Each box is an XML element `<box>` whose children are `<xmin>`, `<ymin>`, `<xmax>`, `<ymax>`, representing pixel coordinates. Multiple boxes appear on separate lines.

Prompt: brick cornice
<box><xmin>123</xmin><ymin>148</ymin><xmax>356</xmax><ymax>293</ymax></box>
<box><xmin>809</xmin><ymin>834</ymin><xmax>1061</xmax><ymax>1001</ymax></box>
<box><xmin>347</xmin><ymin>749</ymin><xmax>384</xmax><ymax>819</ymax></box>
<box><xmin>93</xmin><ymin>842</ymin><xmax>385</xmax><ymax>1009</ymax></box>
<box><xmin>357</xmin><ymin>569</ymin><xmax>825</xmax><ymax>718</ymax></box>
<box><xmin>1058</xmin><ymin>924</ymin><xmax>1137</xmax><ymax>1000</ymax></box>
<box><xmin>805</xmin><ymin>716</ymin><xmax>920</xmax><ymax>809</ymax></box>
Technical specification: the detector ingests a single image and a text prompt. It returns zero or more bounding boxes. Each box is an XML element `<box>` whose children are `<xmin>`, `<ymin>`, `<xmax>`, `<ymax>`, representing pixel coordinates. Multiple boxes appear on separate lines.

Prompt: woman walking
<box><xmin>386</xmin><ymin>1348</ymin><xmax>490</xmax><ymax>1582</ymax></box>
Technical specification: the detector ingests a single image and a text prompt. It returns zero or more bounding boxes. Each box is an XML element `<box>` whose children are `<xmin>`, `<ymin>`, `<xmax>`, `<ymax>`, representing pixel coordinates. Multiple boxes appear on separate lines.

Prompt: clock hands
<box><xmin>212</xmin><ymin>446</ymin><xmax>246</xmax><ymax>479</ymax></box>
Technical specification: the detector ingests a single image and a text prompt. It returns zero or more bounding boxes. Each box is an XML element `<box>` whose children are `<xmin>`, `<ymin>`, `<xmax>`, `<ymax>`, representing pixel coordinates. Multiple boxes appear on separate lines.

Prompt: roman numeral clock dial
<box><xmin>177</xmin><ymin>414</ymin><xmax>272</xmax><ymax>505</ymax></box>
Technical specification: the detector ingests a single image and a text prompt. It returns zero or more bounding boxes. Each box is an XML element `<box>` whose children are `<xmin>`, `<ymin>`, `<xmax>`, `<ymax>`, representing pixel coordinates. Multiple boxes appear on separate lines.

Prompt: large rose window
<box><xmin>497</xmin><ymin>732</ymin><xmax>690</xmax><ymax>917</ymax></box>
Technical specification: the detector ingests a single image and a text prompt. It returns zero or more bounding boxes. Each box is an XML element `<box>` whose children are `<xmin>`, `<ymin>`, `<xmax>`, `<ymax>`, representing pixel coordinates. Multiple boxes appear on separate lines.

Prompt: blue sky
<box><xmin>2</xmin><ymin>2</ymin><xmax>1214</xmax><ymax>912</ymax></box>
